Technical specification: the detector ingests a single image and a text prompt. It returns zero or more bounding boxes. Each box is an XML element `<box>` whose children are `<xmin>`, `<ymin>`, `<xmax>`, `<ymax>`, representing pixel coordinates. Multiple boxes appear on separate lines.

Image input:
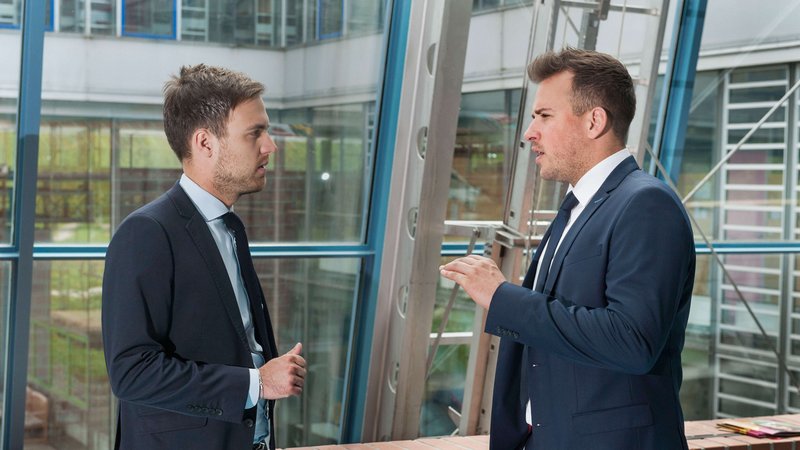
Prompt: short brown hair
<box><xmin>163</xmin><ymin>64</ymin><xmax>264</xmax><ymax>161</ymax></box>
<box><xmin>527</xmin><ymin>48</ymin><xmax>636</xmax><ymax>141</ymax></box>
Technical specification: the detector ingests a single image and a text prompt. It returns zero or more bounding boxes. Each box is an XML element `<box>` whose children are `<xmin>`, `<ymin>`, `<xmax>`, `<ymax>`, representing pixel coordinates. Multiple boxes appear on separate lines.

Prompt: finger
<box><xmin>440</xmin><ymin>269</ymin><xmax>469</xmax><ymax>287</ymax></box>
<box><xmin>286</xmin><ymin>342</ymin><xmax>302</xmax><ymax>356</ymax></box>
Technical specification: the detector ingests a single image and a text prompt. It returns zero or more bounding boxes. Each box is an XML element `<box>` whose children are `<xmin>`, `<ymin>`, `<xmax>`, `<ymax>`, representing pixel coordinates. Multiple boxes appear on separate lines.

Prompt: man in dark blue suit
<box><xmin>102</xmin><ymin>65</ymin><xmax>306</xmax><ymax>450</ymax></box>
<box><xmin>440</xmin><ymin>48</ymin><xmax>695</xmax><ymax>449</ymax></box>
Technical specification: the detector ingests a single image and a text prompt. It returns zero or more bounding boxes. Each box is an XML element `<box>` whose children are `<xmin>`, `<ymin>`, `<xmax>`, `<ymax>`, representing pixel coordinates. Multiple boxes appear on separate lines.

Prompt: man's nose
<box><xmin>523</xmin><ymin>121</ymin><xmax>538</xmax><ymax>142</ymax></box>
<box><xmin>262</xmin><ymin>134</ymin><xmax>277</xmax><ymax>154</ymax></box>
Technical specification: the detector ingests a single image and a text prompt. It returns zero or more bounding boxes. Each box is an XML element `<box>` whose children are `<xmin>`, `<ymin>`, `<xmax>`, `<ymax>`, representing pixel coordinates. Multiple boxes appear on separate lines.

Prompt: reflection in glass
<box><xmin>239</xmin><ymin>103</ymin><xmax>373</xmax><ymax>243</ymax></box>
<box><xmin>60</xmin><ymin>0</ymin><xmax>115</xmax><ymax>35</ymax></box>
<box><xmin>418</xmin><ymin>259</ymin><xmax>478</xmax><ymax>437</ymax></box>
<box><xmin>27</xmin><ymin>260</ymin><xmax>107</xmax><ymax>449</ymax></box>
<box><xmin>123</xmin><ymin>0</ymin><xmax>175</xmax><ymax>37</ymax></box>
<box><xmin>0</xmin><ymin>263</ymin><xmax>9</xmax><ymax>440</ymax></box>
<box><xmin>448</xmin><ymin>90</ymin><xmax>520</xmax><ymax>221</ymax></box>
<box><xmin>256</xmin><ymin>257</ymin><xmax>361</xmax><ymax>448</ymax></box>
<box><xmin>25</xmin><ymin>257</ymin><xmax>360</xmax><ymax>449</ymax></box>
<box><xmin>0</xmin><ymin>114</ymin><xmax>14</xmax><ymax>243</ymax></box>
<box><xmin>32</xmin><ymin>110</ymin><xmax>374</xmax><ymax>247</ymax></box>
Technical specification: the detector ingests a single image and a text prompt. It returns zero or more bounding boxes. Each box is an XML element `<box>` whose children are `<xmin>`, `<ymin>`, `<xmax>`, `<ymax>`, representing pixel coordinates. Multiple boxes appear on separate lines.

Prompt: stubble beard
<box><xmin>213</xmin><ymin>151</ymin><xmax>265</xmax><ymax>203</ymax></box>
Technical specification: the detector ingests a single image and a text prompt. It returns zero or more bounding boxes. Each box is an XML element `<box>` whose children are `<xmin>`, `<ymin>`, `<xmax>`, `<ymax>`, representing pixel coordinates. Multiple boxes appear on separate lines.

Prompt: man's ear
<box><xmin>190</xmin><ymin>128</ymin><xmax>218</xmax><ymax>159</ymax></box>
<box><xmin>587</xmin><ymin>107</ymin><xmax>612</xmax><ymax>140</ymax></box>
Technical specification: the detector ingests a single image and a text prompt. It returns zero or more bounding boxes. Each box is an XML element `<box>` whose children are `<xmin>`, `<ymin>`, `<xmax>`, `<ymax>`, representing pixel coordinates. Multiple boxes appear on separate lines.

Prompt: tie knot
<box><xmin>221</xmin><ymin>212</ymin><xmax>245</xmax><ymax>234</ymax></box>
<box><xmin>559</xmin><ymin>192</ymin><xmax>578</xmax><ymax>212</ymax></box>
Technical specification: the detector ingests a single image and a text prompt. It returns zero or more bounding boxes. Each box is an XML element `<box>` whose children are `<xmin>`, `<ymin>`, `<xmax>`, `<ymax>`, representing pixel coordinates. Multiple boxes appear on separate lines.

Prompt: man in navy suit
<box><xmin>102</xmin><ymin>64</ymin><xmax>305</xmax><ymax>450</ymax></box>
<box><xmin>440</xmin><ymin>48</ymin><xmax>695</xmax><ymax>449</ymax></box>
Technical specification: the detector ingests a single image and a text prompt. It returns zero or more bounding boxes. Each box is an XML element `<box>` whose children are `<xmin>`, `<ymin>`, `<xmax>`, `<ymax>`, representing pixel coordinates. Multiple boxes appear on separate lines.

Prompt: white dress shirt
<box><xmin>526</xmin><ymin>148</ymin><xmax>632</xmax><ymax>425</ymax></box>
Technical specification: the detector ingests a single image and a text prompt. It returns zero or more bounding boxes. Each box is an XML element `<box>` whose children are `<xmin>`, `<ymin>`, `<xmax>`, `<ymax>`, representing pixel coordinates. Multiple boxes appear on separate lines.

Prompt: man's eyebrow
<box><xmin>246</xmin><ymin>123</ymin><xmax>269</xmax><ymax>132</ymax></box>
<box><xmin>533</xmin><ymin>107</ymin><xmax>552</xmax><ymax>116</ymax></box>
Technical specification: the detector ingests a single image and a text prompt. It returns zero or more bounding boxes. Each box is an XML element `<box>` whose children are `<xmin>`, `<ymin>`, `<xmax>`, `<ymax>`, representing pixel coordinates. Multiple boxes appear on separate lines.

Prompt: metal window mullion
<box><xmin>714</xmin><ymin>70</ymin><xmax>732</xmax><ymax>417</ymax></box>
<box><xmin>780</xmin><ymin>63</ymin><xmax>799</xmax><ymax>412</ymax></box>
<box><xmin>2</xmin><ymin>1</ymin><xmax>46</xmax><ymax>449</ymax></box>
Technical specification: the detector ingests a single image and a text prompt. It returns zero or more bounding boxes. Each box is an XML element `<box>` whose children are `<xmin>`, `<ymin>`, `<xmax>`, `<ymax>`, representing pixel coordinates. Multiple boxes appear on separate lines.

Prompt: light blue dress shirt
<box><xmin>179</xmin><ymin>174</ymin><xmax>270</xmax><ymax>445</ymax></box>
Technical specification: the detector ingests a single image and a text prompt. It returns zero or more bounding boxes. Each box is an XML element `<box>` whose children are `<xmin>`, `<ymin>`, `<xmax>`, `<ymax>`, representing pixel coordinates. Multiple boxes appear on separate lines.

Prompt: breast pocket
<box><xmin>563</xmin><ymin>243</ymin><xmax>603</xmax><ymax>267</ymax></box>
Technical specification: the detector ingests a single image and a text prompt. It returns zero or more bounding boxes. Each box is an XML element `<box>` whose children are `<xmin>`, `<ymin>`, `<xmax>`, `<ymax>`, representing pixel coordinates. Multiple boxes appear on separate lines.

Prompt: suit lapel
<box><xmin>522</xmin><ymin>225</ymin><xmax>553</xmax><ymax>289</ymax></box>
<box><xmin>542</xmin><ymin>156</ymin><xmax>639</xmax><ymax>294</ymax></box>
<box><xmin>166</xmin><ymin>183</ymin><xmax>251</xmax><ymax>350</ymax></box>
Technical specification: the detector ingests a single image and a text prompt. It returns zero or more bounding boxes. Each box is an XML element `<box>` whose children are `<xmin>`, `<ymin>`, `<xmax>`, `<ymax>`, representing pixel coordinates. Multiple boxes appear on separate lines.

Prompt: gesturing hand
<box><xmin>439</xmin><ymin>255</ymin><xmax>507</xmax><ymax>310</ymax></box>
<box><xmin>259</xmin><ymin>342</ymin><xmax>306</xmax><ymax>399</ymax></box>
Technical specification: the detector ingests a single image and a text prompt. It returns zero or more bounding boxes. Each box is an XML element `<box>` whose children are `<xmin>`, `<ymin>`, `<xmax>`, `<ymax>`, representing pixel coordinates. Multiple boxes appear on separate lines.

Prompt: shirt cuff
<box><xmin>245</xmin><ymin>368</ymin><xmax>260</xmax><ymax>409</ymax></box>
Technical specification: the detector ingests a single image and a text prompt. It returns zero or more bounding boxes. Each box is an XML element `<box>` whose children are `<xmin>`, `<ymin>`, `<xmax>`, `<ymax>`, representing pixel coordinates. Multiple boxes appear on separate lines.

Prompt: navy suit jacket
<box><xmin>486</xmin><ymin>157</ymin><xmax>695</xmax><ymax>449</ymax></box>
<box><xmin>102</xmin><ymin>183</ymin><xmax>278</xmax><ymax>450</ymax></box>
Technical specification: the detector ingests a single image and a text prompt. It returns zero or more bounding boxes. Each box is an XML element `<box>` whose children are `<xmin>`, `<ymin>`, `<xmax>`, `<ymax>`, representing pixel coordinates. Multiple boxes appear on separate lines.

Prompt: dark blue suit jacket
<box><xmin>102</xmin><ymin>183</ymin><xmax>278</xmax><ymax>450</ymax></box>
<box><xmin>486</xmin><ymin>157</ymin><xmax>695</xmax><ymax>449</ymax></box>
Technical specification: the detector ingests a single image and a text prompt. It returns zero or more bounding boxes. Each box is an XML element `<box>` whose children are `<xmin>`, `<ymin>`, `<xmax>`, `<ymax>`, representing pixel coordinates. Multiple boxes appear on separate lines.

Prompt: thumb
<box><xmin>286</xmin><ymin>342</ymin><xmax>302</xmax><ymax>356</ymax></box>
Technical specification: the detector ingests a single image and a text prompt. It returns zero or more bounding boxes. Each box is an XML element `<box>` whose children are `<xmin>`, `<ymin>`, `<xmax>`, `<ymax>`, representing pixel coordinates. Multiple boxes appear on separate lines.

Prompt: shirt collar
<box><xmin>179</xmin><ymin>173</ymin><xmax>231</xmax><ymax>222</ymax></box>
<box><xmin>568</xmin><ymin>148</ymin><xmax>632</xmax><ymax>206</ymax></box>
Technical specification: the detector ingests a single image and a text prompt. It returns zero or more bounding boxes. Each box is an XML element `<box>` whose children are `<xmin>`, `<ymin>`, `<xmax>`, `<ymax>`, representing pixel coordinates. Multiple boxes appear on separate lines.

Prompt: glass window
<box><xmin>420</xmin><ymin>256</ymin><xmax>479</xmax><ymax>435</ymax></box>
<box><xmin>258</xmin><ymin>257</ymin><xmax>361</xmax><ymax>448</ymax></box>
<box><xmin>26</xmin><ymin>260</ymin><xmax>108</xmax><ymax>448</ymax></box>
<box><xmin>347</xmin><ymin>0</ymin><xmax>383</xmax><ymax>35</ymax></box>
<box><xmin>664</xmin><ymin>0</ymin><xmax>800</xmax><ymax>422</ymax></box>
<box><xmin>448</xmin><ymin>90</ymin><xmax>519</xmax><ymax>221</ymax></box>
<box><xmin>0</xmin><ymin>114</ymin><xmax>14</xmax><ymax>243</ymax></box>
<box><xmin>318</xmin><ymin>0</ymin><xmax>343</xmax><ymax>39</ymax></box>
<box><xmin>0</xmin><ymin>0</ymin><xmax>21</xmax><ymax>28</ymax></box>
<box><xmin>283</xmin><ymin>0</ymin><xmax>304</xmax><ymax>46</ymax></box>
<box><xmin>60</xmin><ymin>0</ymin><xmax>115</xmax><ymax>35</ymax></box>
<box><xmin>0</xmin><ymin>263</ymin><xmax>9</xmax><ymax>438</ymax></box>
<box><xmin>243</xmin><ymin>103</ymin><xmax>372</xmax><ymax>243</ymax></box>
<box><xmin>123</xmin><ymin>0</ymin><xmax>174</xmax><ymax>38</ymax></box>
<box><xmin>37</xmin><ymin>118</ymin><xmax>112</xmax><ymax>244</ymax></box>
<box><xmin>0</xmin><ymin>0</ymin><xmax>53</xmax><ymax>30</ymax></box>
<box><xmin>25</xmin><ymin>256</ymin><xmax>361</xmax><ymax>450</ymax></box>
<box><xmin>25</xmin><ymin>0</ymin><xmax>388</xmax><ymax>447</ymax></box>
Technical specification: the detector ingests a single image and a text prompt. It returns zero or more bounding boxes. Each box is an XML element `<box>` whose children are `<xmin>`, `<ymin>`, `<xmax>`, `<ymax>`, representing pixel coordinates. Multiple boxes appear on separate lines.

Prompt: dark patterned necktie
<box><xmin>534</xmin><ymin>192</ymin><xmax>579</xmax><ymax>293</ymax></box>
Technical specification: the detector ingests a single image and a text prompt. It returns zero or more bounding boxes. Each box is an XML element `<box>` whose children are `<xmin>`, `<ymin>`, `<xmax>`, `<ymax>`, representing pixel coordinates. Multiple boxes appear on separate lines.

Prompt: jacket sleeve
<box><xmin>101</xmin><ymin>213</ymin><xmax>250</xmax><ymax>423</ymax></box>
<box><xmin>485</xmin><ymin>186</ymin><xmax>695</xmax><ymax>374</ymax></box>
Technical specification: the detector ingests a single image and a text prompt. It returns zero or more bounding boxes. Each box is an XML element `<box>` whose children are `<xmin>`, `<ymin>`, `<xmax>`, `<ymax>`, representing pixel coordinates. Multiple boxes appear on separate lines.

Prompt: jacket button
<box><xmin>244</xmin><ymin>419</ymin><xmax>254</xmax><ymax>428</ymax></box>
<box><xmin>531</xmin><ymin>364</ymin><xmax>537</xmax><ymax>368</ymax></box>
<box><xmin>216</xmin><ymin>409</ymin><xmax>223</xmax><ymax>416</ymax></box>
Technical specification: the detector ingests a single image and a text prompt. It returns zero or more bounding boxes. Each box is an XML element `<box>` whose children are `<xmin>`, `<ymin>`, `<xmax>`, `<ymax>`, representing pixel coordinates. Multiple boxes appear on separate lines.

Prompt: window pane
<box><xmin>283</xmin><ymin>0</ymin><xmax>304</xmax><ymax>46</ymax></box>
<box><xmin>26</xmin><ymin>256</ymin><xmax>361</xmax><ymax>449</ymax></box>
<box><xmin>32</xmin><ymin>1</ymin><xmax>387</xmax><ymax>446</ymax></box>
<box><xmin>26</xmin><ymin>260</ymin><xmax>108</xmax><ymax>448</ymax></box>
<box><xmin>123</xmin><ymin>0</ymin><xmax>174</xmax><ymax>37</ymax></box>
<box><xmin>0</xmin><ymin>0</ymin><xmax>21</xmax><ymax>27</ymax></box>
<box><xmin>0</xmin><ymin>262</ymin><xmax>10</xmax><ymax>439</ymax></box>
<box><xmin>258</xmin><ymin>257</ymin><xmax>361</xmax><ymax>448</ymax></box>
<box><xmin>0</xmin><ymin>6</ymin><xmax>18</xmax><ymax>244</ymax></box>
<box><xmin>243</xmin><ymin>103</ymin><xmax>372</xmax><ymax>243</ymax></box>
<box><xmin>318</xmin><ymin>0</ymin><xmax>343</xmax><ymax>39</ymax></box>
<box><xmin>449</xmin><ymin>90</ymin><xmax>519</xmax><ymax>221</ymax></box>
<box><xmin>37</xmin><ymin>118</ymin><xmax>112</xmax><ymax>244</ymax></box>
<box><xmin>347</xmin><ymin>0</ymin><xmax>382</xmax><ymax>34</ymax></box>
<box><xmin>60</xmin><ymin>0</ymin><xmax>115</xmax><ymax>35</ymax></box>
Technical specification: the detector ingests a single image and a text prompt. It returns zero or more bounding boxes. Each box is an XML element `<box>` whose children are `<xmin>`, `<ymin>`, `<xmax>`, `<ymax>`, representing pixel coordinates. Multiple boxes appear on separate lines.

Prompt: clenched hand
<box><xmin>259</xmin><ymin>343</ymin><xmax>306</xmax><ymax>399</ymax></box>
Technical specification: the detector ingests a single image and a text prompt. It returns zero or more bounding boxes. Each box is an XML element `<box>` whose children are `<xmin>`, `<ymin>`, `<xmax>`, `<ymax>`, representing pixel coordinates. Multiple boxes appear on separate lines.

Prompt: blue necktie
<box><xmin>534</xmin><ymin>192</ymin><xmax>578</xmax><ymax>293</ymax></box>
